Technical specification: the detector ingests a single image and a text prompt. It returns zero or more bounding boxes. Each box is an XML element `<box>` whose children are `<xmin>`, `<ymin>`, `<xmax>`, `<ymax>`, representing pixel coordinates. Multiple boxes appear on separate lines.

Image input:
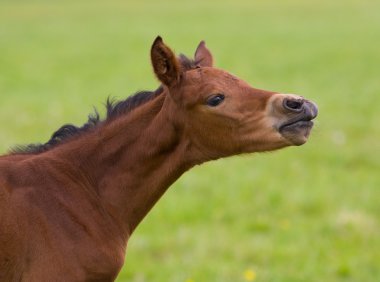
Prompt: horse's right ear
<box><xmin>151</xmin><ymin>36</ymin><xmax>181</xmax><ymax>87</ymax></box>
<box><xmin>194</xmin><ymin>41</ymin><xmax>213</xmax><ymax>67</ymax></box>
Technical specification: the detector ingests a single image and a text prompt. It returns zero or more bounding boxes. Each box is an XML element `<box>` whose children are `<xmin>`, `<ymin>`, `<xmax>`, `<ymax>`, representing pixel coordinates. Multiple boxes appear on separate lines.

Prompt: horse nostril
<box><xmin>283</xmin><ymin>98</ymin><xmax>304</xmax><ymax>112</ymax></box>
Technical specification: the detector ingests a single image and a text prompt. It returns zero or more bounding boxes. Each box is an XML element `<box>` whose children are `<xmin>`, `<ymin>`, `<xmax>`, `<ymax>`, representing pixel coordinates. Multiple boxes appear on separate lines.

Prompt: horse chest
<box><xmin>39</xmin><ymin>220</ymin><xmax>126</xmax><ymax>281</ymax></box>
<box><xmin>19</xmin><ymin>239</ymin><xmax>125</xmax><ymax>281</ymax></box>
<box><xmin>75</xmin><ymin>240</ymin><xmax>125</xmax><ymax>281</ymax></box>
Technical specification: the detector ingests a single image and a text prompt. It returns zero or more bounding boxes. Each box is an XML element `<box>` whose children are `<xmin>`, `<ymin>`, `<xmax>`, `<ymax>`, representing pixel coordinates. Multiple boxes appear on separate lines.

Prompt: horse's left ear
<box><xmin>194</xmin><ymin>41</ymin><xmax>214</xmax><ymax>67</ymax></box>
<box><xmin>151</xmin><ymin>36</ymin><xmax>181</xmax><ymax>87</ymax></box>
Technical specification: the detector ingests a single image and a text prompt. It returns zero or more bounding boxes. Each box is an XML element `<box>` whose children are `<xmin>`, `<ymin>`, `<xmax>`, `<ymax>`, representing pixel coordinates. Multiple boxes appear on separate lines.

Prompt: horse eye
<box><xmin>206</xmin><ymin>94</ymin><xmax>225</xmax><ymax>107</ymax></box>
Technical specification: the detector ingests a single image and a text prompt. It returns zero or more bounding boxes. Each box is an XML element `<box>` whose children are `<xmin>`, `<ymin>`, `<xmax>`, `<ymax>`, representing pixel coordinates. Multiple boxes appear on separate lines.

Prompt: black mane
<box><xmin>10</xmin><ymin>89</ymin><xmax>163</xmax><ymax>155</ymax></box>
<box><xmin>11</xmin><ymin>55</ymin><xmax>197</xmax><ymax>155</ymax></box>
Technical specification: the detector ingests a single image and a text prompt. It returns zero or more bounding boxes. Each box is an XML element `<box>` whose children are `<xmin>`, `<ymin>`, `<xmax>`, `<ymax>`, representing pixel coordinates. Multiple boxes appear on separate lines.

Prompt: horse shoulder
<box><xmin>0</xmin><ymin>157</ymin><xmax>126</xmax><ymax>280</ymax></box>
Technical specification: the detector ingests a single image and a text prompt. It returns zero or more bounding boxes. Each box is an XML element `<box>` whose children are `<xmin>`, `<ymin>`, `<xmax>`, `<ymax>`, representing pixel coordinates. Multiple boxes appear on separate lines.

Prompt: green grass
<box><xmin>1</xmin><ymin>0</ymin><xmax>380</xmax><ymax>281</ymax></box>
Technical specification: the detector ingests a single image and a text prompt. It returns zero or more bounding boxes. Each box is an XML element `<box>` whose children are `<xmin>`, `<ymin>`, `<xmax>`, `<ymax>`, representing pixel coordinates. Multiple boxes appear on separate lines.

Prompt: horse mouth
<box><xmin>279</xmin><ymin>116</ymin><xmax>315</xmax><ymax>146</ymax></box>
<box><xmin>277</xmin><ymin>98</ymin><xmax>318</xmax><ymax>146</ymax></box>
<box><xmin>280</xmin><ymin>118</ymin><xmax>314</xmax><ymax>132</ymax></box>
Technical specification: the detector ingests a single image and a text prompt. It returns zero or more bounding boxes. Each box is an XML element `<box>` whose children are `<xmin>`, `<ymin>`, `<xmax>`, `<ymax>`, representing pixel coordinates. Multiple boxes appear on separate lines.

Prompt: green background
<box><xmin>1</xmin><ymin>0</ymin><xmax>379</xmax><ymax>281</ymax></box>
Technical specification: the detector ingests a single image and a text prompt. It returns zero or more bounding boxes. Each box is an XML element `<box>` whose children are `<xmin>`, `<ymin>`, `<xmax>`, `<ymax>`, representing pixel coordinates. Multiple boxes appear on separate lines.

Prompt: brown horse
<box><xmin>0</xmin><ymin>37</ymin><xmax>318</xmax><ymax>281</ymax></box>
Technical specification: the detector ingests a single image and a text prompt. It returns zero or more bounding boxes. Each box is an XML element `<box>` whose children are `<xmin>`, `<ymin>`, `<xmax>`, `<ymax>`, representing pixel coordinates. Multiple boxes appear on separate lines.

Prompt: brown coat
<box><xmin>0</xmin><ymin>37</ymin><xmax>317</xmax><ymax>281</ymax></box>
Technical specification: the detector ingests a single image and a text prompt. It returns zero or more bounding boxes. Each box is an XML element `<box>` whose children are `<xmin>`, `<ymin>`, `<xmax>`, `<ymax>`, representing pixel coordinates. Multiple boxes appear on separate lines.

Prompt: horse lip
<box><xmin>279</xmin><ymin>102</ymin><xmax>318</xmax><ymax>131</ymax></box>
<box><xmin>280</xmin><ymin>115</ymin><xmax>313</xmax><ymax>130</ymax></box>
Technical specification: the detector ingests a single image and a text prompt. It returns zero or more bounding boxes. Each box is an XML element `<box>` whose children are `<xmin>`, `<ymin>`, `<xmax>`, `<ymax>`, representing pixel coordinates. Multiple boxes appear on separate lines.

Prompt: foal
<box><xmin>0</xmin><ymin>37</ymin><xmax>318</xmax><ymax>281</ymax></box>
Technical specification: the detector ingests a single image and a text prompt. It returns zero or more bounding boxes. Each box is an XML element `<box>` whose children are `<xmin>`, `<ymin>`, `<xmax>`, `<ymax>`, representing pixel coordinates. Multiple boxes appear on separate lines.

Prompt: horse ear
<box><xmin>151</xmin><ymin>36</ymin><xmax>181</xmax><ymax>87</ymax></box>
<box><xmin>194</xmin><ymin>41</ymin><xmax>214</xmax><ymax>67</ymax></box>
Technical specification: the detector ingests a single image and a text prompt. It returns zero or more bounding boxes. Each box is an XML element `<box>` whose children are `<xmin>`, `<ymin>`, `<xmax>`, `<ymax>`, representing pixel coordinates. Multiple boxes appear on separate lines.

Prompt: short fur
<box><xmin>0</xmin><ymin>37</ymin><xmax>317</xmax><ymax>281</ymax></box>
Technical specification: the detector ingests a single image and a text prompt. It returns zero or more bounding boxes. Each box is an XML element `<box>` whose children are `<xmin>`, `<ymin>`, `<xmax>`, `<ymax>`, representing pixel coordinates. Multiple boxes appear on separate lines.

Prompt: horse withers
<box><xmin>0</xmin><ymin>37</ymin><xmax>318</xmax><ymax>281</ymax></box>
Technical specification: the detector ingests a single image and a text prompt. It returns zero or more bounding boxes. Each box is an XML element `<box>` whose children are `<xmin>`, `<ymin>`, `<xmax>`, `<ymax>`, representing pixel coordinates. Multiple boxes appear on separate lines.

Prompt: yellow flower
<box><xmin>243</xmin><ymin>269</ymin><xmax>256</xmax><ymax>281</ymax></box>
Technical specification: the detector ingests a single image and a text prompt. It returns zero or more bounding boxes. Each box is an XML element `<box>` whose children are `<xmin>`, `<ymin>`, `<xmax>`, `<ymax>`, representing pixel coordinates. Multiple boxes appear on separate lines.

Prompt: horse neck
<box><xmin>57</xmin><ymin>92</ymin><xmax>197</xmax><ymax>235</ymax></box>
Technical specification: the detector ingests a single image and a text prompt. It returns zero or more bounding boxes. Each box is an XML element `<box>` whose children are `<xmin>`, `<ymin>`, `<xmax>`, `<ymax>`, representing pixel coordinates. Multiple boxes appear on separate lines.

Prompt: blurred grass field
<box><xmin>1</xmin><ymin>0</ymin><xmax>380</xmax><ymax>281</ymax></box>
